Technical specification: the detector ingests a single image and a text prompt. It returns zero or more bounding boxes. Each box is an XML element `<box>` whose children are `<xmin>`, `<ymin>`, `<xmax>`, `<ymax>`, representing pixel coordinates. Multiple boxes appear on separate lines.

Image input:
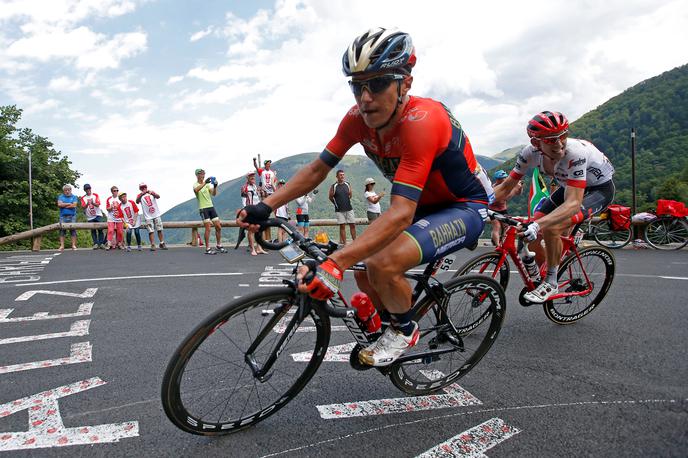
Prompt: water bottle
<box><xmin>522</xmin><ymin>253</ymin><xmax>541</xmax><ymax>282</ymax></box>
<box><xmin>350</xmin><ymin>292</ymin><xmax>381</xmax><ymax>333</ymax></box>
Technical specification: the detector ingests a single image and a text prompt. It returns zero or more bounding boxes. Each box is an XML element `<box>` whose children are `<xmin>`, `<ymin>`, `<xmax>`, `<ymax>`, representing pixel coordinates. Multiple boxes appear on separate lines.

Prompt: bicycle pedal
<box><xmin>348</xmin><ymin>344</ymin><xmax>375</xmax><ymax>371</ymax></box>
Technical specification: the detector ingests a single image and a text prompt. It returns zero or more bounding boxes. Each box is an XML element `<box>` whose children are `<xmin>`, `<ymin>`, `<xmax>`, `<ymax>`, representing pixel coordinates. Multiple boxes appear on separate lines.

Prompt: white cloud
<box><xmin>190</xmin><ymin>27</ymin><xmax>214</xmax><ymax>42</ymax></box>
<box><xmin>48</xmin><ymin>76</ymin><xmax>83</xmax><ymax>91</ymax></box>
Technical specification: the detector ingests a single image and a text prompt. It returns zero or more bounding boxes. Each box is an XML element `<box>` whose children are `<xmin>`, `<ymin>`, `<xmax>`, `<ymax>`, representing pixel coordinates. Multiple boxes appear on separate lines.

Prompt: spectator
<box><xmin>274</xmin><ymin>179</ymin><xmax>290</xmax><ymax>243</ymax></box>
<box><xmin>193</xmin><ymin>168</ymin><xmax>226</xmax><ymax>255</ymax></box>
<box><xmin>363</xmin><ymin>178</ymin><xmax>384</xmax><ymax>223</ymax></box>
<box><xmin>295</xmin><ymin>189</ymin><xmax>318</xmax><ymax>237</ymax></box>
<box><xmin>253</xmin><ymin>158</ymin><xmax>277</xmax><ymax>243</ymax></box>
<box><xmin>119</xmin><ymin>192</ymin><xmax>142</xmax><ymax>252</ymax></box>
<box><xmin>240</xmin><ymin>171</ymin><xmax>266</xmax><ymax>255</ymax></box>
<box><xmin>57</xmin><ymin>184</ymin><xmax>78</xmax><ymax>251</ymax></box>
<box><xmin>136</xmin><ymin>182</ymin><xmax>168</xmax><ymax>251</ymax></box>
<box><xmin>80</xmin><ymin>183</ymin><xmax>105</xmax><ymax>249</ymax></box>
<box><xmin>328</xmin><ymin>169</ymin><xmax>356</xmax><ymax>244</ymax></box>
<box><xmin>105</xmin><ymin>185</ymin><xmax>124</xmax><ymax>250</ymax></box>
<box><xmin>488</xmin><ymin>170</ymin><xmax>523</xmax><ymax>246</ymax></box>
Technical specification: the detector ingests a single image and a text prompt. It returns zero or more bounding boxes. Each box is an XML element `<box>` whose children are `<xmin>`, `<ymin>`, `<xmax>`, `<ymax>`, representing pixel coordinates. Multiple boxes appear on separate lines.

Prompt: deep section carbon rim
<box><xmin>161</xmin><ymin>288</ymin><xmax>330</xmax><ymax>435</ymax></box>
<box><xmin>389</xmin><ymin>275</ymin><xmax>506</xmax><ymax>395</ymax></box>
<box><xmin>544</xmin><ymin>247</ymin><xmax>615</xmax><ymax>324</ymax></box>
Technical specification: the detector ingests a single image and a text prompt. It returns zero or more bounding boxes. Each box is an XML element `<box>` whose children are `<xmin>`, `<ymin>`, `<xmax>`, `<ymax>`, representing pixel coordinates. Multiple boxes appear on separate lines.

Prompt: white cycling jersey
<box><xmin>511</xmin><ymin>138</ymin><xmax>614</xmax><ymax>189</ymax></box>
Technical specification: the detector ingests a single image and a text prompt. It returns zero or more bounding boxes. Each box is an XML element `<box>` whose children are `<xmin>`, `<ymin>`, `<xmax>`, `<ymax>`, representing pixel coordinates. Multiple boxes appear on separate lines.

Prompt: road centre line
<box><xmin>259</xmin><ymin>397</ymin><xmax>683</xmax><ymax>458</ymax></box>
<box><xmin>14</xmin><ymin>272</ymin><xmax>244</xmax><ymax>287</ymax></box>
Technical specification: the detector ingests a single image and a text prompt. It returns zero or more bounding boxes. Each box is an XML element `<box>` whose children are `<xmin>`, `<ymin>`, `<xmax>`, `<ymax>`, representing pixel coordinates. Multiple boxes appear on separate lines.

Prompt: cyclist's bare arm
<box><xmin>329</xmin><ymin>195</ymin><xmax>417</xmax><ymax>270</ymax></box>
<box><xmin>493</xmin><ymin>175</ymin><xmax>519</xmax><ymax>202</ymax></box>
<box><xmin>533</xmin><ymin>186</ymin><xmax>585</xmax><ymax>230</ymax></box>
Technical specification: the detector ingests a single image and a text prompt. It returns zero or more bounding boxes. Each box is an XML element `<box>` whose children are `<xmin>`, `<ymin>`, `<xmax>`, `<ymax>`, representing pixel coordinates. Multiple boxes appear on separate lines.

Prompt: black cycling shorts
<box><xmin>535</xmin><ymin>180</ymin><xmax>615</xmax><ymax>222</ymax></box>
<box><xmin>199</xmin><ymin>207</ymin><xmax>219</xmax><ymax>222</ymax></box>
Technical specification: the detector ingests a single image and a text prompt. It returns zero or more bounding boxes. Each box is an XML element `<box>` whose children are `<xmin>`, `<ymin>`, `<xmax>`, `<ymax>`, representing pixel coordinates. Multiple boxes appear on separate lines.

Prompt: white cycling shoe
<box><xmin>523</xmin><ymin>281</ymin><xmax>559</xmax><ymax>303</ymax></box>
<box><xmin>358</xmin><ymin>322</ymin><xmax>420</xmax><ymax>367</ymax></box>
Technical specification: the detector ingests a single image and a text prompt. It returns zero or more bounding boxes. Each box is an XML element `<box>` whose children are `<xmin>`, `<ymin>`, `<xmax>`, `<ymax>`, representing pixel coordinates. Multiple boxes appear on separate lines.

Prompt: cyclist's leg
<box><xmin>358</xmin><ymin>203</ymin><xmax>485</xmax><ymax>366</ymax></box>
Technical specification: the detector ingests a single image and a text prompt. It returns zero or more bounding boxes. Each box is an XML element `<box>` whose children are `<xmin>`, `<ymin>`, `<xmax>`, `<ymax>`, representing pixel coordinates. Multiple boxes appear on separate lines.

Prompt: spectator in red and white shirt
<box><xmin>119</xmin><ymin>192</ymin><xmax>142</xmax><ymax>252</ymax></box>
<box><xmin>136</xmin><ymin>182</ymin><xmax>167</xmax><ymax>251</ymax></box>
<box><xmin>80</xmin><ymin>183</ymin><xmax>106</xmax><ymax>249</ymax></box>
<box><xmin>105</xmin><ymin>185</ymin><xmax>124</xmax><ymax>250</ymax></box>
<box><xmin>240</xmin><ymin>172</ymin><xmax>266</xmax><ymax>256</ymax></box>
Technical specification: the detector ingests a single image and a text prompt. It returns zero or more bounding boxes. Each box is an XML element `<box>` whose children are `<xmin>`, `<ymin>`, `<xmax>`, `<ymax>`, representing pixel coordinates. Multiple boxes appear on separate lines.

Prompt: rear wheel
<box><xmin>643</xmin><ymin>217</ymin><xmax>688</xmax><ymax>250</ymax></box>
<box><xmin>593</xmin><ymin>220</ymin><xmax>632</xmax><ymax>249</ymax></box>
<box><xmin>161</xmin><ymin>288</ymin><xmax>330</xmax><ymax>435</ymax></box>
<box><xmin>543</xmin><ymin>247</ymin><xmax>615</xmax><ymax>324</ymax></box>
<box><xmin>389</xmin><ymin>275</ymin><xmax>506</xmax><ymax>395</ymax></box>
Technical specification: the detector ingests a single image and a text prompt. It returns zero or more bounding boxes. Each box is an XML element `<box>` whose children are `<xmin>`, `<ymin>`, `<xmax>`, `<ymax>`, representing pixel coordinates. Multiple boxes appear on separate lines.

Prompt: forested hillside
<box><xmin>489</xmin><ymin>63</ymin><xmax>688</xmax><ymax>216</ymax></box>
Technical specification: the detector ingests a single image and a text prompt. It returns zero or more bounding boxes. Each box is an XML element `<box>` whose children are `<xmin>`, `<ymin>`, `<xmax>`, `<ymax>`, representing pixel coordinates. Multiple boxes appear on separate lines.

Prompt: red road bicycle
<box><xmin>455</xmin><ymin>210</ymin><xmax>615</xmax><ymax>324</ymax></box>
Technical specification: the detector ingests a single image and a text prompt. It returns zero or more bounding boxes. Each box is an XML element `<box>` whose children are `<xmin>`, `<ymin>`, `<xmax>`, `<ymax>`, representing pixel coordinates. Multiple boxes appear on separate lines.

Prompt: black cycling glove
<box><xmin>243</xmin><ymin>202</ymin><xmax>273</xmax><ymax>224</ymax></box>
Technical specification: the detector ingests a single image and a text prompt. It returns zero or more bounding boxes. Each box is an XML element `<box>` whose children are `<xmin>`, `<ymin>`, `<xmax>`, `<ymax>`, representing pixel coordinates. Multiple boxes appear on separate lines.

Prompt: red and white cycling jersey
<box><xmin>137</xmin><ymin>192</ymin><xmax>161</xmax><ymax>220</ymax></box>
<box><xmin>120</xmin><ymin>200</ymin><xmax>141</xmax><ymax>228</ymax></box>
<box><xmin>80</xmin><ymin>193</ymin><xmax>102</xmax><ymax>219</ymax></box>
<box><xmin>105</xmin><ymin>196</ymin><xmax>124</xmax><ymax>222</ymax></box>
<box><xmin>257</xmin><ymin>168</ymin><xmax>276</xmax><ymax>194</ymax></box>
<box><xmin>510</xmin><ymin>138</ymin><xmax>614</xmax><ymax>189</ymax></box>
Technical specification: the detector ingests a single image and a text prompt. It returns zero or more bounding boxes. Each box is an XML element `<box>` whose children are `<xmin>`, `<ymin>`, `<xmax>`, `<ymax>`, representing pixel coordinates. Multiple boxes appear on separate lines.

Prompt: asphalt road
<box><xmin>0</xmin><ymin>244</ymin><xmax>686</xmax><ymax>457</ymax></box>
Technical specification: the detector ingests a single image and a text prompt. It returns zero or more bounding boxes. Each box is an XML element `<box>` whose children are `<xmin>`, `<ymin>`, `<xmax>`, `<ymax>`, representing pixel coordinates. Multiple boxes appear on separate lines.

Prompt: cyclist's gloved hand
<box><xmin>240</xmin><ymin>201</ymin><xmax>273</xmax><ymax>224</ymax></box>
<box><xmin>302</xmin><ymin>258</ymin><xmax>343</xmax><ymax>301</ymax></box>
<box><xmin>521</xmin><ymin>221</ymin><xmax>541</xmax><ymax>242</ymax></box>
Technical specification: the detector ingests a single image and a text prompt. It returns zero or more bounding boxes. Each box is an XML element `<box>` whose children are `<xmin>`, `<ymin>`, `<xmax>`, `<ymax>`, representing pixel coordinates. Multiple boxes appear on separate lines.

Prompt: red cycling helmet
<box><xmin>526</xmin><ymin>111</ymin><xmax>569</xmax><ymax>138</ymax></box>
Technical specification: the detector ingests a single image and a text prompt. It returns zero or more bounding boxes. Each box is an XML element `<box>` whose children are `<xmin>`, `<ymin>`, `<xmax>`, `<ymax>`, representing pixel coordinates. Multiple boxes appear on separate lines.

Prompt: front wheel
<box><xmin>161</xmin><ymin>288</ymin><xmax>330</xmax><ymax>435</ymax></box>
<box><xmin>389</xmin><ymin>275</ymin><xmax>506</xmax><ymax>395</ymax></box>
<box><xmin>543</xmin><ymin>247</ymin><xmax>615</xmax><ymax>324</ymax></box>
<box><xmin>454</xmin><ymin>251</ymin><xmax>510</xmax><ymax>291</ymax></box>
<box><xmin>643</xmin><ymin>217</ymin><xmax>688</xmax><ymax>250</ymax></box>
<box><xmin>593</xmin><ymin>220</ymin><xmax>632</xmax><ymax>249</ymax></box>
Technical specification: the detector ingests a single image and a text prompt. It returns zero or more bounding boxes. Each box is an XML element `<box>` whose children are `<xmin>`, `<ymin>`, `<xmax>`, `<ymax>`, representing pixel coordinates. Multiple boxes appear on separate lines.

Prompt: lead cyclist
<box><xmin>494</xmin><ymin>111</ymin><xmax>616</xmax><ymax>303</ymax></box>
<box><xmin>237</xmin><ymin>28</ymin><xmax>493</xmax><ymax>367</ymax></box>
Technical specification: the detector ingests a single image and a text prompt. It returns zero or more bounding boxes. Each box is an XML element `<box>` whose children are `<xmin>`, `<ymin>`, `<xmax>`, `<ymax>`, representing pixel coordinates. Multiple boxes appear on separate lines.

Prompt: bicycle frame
<box><xmin>484</xmin><ymin>215</ymin><xmax>596</xmax><ymax>301</ymax></box>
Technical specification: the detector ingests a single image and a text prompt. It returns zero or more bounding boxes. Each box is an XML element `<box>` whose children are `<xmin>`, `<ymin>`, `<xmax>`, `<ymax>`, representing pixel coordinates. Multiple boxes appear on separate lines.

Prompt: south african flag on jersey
<box><xmin>528</xmin><ymin>168</ymin><xmax>550</xmax><ymax>219</ymax></box>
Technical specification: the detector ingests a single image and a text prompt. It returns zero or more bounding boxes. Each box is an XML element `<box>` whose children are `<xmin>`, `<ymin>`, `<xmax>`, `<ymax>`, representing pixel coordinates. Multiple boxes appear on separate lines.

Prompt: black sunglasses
<box><xmin>348</xmin><ymin>74</ymin><xmax>404</xmax><ymax>97</ymax></box>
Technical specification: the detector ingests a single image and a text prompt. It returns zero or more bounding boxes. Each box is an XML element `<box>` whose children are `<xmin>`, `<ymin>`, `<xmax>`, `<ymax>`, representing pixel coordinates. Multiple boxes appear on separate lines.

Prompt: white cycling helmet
<box><xmin>342</xmin><ymin>27</ymin><xmax>416</xmax><ymax>77</ymax></box>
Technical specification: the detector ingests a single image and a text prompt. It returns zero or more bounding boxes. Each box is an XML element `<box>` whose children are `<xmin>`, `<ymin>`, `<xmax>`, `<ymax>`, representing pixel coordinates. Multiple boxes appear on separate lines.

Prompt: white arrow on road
<box><xmin>291</xmin><ymin>342</ymin><xmax>357</xmax><ymax>362</ymax></box>
<box><xmin>416</xmin><ymin>417</ymin><xmax>520</xmax><ymax>457</ymax></box>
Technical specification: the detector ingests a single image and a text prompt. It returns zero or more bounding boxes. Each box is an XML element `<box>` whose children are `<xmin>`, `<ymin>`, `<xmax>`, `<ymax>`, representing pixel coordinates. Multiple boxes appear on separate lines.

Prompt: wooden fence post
<box><xmin>31</xmin><ymin>236</ymin><xmax>42</xmax><ymax>252</ymax></box>
<box><xmin>191</xmin><ymin>228</ymin><xmax>199</xmax><ymax>247</ymax></box>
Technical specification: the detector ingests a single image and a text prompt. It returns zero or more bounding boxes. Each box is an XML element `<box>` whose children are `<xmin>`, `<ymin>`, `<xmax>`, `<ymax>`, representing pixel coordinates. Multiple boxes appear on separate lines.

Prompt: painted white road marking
<box><xmin>0</xmin><ymin>377</ymin><xmax>139</xmax><ymax>451</ymax></box>
<box><xmin>291</xmin><ymin>342</ymin><xmax>357</xmax><ymax>362</ymax></box>
<box><xmin>660</xmin><ymin>276</ymin><xmax>688</xmax><ymax>281</ymax></box>
<box><xmin>0</xmin><ymin>302</ymin><xmax>93</xmax><ymax>323</ymax></box>
<box><xmin>0</xmin><ymin>342</ymin><xmax>92</xmax><ymax>375</ymax></box>
<box><xmin>416</xmin><ymin>417</ymin><xmax>520</xmax><ymax>457</ymax></box>
<box><xmin>317</xmin><ymin>384</ymin><xmax>482</xmax><ymax>419</ymax></box>
<box><xmin>273</xmin><ymin>311</ymin><xmax>347</xmax><ymax>333</ymax></box>
<box><xmin>15</xmin><ymin>288</ymin><xmax>98</xmax><ymax>301</ymax></box>
<box><xmin>0</xmin><ymin>320</ymin><xmax>90</xmax><ymax>345</ymax></box>
<box><xmin>15</xmin><ymin>272</ymin><xmax>244</xmax><ymax>287</ymax></box>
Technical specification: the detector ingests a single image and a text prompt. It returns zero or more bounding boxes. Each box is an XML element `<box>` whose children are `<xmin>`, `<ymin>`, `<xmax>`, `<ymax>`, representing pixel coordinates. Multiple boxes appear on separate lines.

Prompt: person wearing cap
<box><xmin>80</xmin><ymin>184</ymin><xmax>105</xmax><ymax>249</ymax></box>
<box><xmin>136</xmin><ymin>182</ymin><xmax>167</xmax><ymax>251</ymax></box>
<box><xmin>118</xmin><ymin>192</ymin><xmax>142</xmax><ymax>252</ymax></box>
<box><xmin>105</xmin><ymin>185</ymin><xmax>125</xmax><ymax>250</ymax></box>
<box><xmin>193</xmin><ymin>168</ymin><xmax>226</xmax><ymax>254</ymax></box>
<box><xmin>488</xmin><ymin>170</ymin><xmax>523</xmax><ymax>246</ymax></box>
<box><xmin>295</xmin><ymin>188</ymin><xmax>318</xmax><ymax>237</ymax></box>
<box><xmin>57</xmin><ymin>184</ymin><xmax>79</xmax><ymax>251</ymax></box>
<box><xmin>253</xmin><ymin>157</ymin><xmax>277</xmax><ymax>197</ymax></box>
<box><xmin>364</xmin><ymin>177</ymin><xmax>385</xmax><ymax>223</ymax></box>
<box><xmin>239</xmin><ymin>171</ymin><xmax>266</xmax><ymax>255</ymax></box>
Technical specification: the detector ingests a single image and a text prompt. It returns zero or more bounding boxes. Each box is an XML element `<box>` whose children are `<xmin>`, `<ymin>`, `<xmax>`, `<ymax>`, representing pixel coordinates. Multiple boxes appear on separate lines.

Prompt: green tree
<box><xmin>0</xmin><ymin>105</ymin><xmax>81</xmax><ymax>249</ymax></box>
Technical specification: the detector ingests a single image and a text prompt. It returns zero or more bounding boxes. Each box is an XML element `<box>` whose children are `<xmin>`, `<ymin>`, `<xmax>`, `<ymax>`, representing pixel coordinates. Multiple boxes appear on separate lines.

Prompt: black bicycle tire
<box><xmin>643</xmin><ymin>217</ymin><xmax>688</xmax><ymax>250</ymax></box>
<box><xmin>161</xmin><ymin>287</ymin><xmax>330</xmax><ymax>435</ymax></box>
<box><xmin>454</xmin><ymin>251</ymin><xmax>510</xmax><ymax>290</ymax></box>
<box><xmin>389</xmin><ymin>274</ymin><xmax>506</xmax><ymax>395</ymax></box>
<box><xmin>593</xmin><ymin>220</ymin><xmax>632</xmax><ymax>249</ymax></box>
<box><xmin>543</xmin><ymin>246</ymin><xmax>615</xmax><ymax>324</ymax></box>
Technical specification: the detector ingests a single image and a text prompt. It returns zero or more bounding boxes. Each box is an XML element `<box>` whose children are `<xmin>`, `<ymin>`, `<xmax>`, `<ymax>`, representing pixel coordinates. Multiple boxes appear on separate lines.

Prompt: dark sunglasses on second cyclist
<box><xmin>348</xmin><ymin>74</ymin><xmax>404</xmax><ymax>97</ymax></box>
<box><xmin>539</xmin><ymin>131</ymin><xmax>569</xmax><ymax>145</ymax></box>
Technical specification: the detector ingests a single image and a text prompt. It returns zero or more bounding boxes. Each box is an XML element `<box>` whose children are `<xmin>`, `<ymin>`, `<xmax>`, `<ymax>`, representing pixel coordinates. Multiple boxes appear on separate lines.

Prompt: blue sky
<box><xmin>1</xmin><ymin>0</ymin><xmax>687</xmax><ymax>212</ymax></box>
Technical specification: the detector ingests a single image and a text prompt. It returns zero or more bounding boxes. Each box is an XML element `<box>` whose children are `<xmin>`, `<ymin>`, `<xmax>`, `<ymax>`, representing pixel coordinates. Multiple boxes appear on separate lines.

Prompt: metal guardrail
<box><xmin>0</xmin><ymin>219</ymin><xmax>372</xmax><ymax>251</ymax></box>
